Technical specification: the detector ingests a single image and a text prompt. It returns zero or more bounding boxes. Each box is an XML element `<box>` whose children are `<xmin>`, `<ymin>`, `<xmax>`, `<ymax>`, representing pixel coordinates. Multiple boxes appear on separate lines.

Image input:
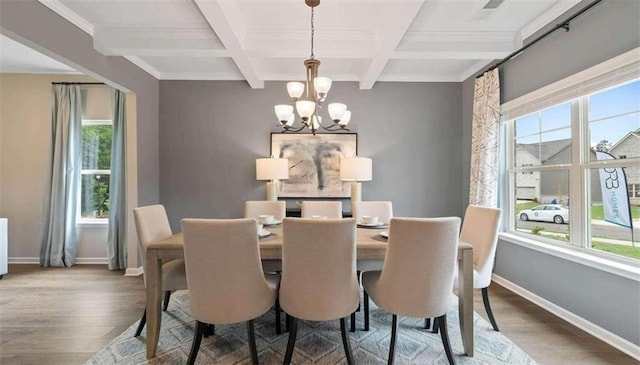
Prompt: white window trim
<box><xmin>501</xmin><ymin>48</ymin><xmax>640</xmax><ymax>274</ymax></box>
<box><xmin>500</xmin><ymin>232</ymin><xmax>640</xmax><ymax>281</ymax></box>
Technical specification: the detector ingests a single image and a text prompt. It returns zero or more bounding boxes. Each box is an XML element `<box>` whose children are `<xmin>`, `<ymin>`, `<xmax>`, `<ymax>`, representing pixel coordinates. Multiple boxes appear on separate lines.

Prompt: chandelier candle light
<box><xmin>274</xmin><ymin>0</ymin><xmax>352</xmax><ymax>135</ymax></box>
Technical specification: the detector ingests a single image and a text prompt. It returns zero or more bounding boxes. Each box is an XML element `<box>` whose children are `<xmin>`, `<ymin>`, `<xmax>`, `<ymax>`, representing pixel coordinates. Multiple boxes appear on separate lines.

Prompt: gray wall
<box><xmin>462</xmin><ymin>0</ymin><xmax>640</xmax><ymax>344</ymax></box>
<box><xmin>0</xmin><ymin>0</ymin><xmax>160</xmax><ymax>206</ymax></box>
<box><xmin>159</xmin><ymin>81</ymin><xmax>463</xmax><ymax>230</ymax></box>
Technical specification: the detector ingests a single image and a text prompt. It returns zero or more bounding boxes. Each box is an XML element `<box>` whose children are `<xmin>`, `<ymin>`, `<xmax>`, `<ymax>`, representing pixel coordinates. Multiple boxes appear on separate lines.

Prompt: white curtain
<box><xmin>40</xmin><ymin>84</ymin><xmax>82</xmax><ymax>267</ymax></box>
<box><xmin>107</xmin><ymin>89</ymin><xmax>127</xmax><ymax>270</ymax></box>
<box><xmin>469</xmin><ymin>68</ymin><xmax>500</xmax><ymax>207</ymax></box>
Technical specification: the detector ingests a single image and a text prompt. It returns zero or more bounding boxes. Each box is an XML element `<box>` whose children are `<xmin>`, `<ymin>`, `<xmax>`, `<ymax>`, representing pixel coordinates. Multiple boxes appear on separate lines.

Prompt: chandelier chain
<box><xmin>310</xmin><ymin>6</ymin><xmax>315</xmax><ymax>60</ymax></box>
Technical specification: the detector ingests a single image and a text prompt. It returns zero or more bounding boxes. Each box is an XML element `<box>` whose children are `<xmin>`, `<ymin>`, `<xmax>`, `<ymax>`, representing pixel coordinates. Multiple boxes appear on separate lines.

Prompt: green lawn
<box><xmin>592</xmin><ymin>242</ymin><xmax>640</xmax><ymax>260</ymax></box>
<box><xmin>516</xmin><ymin>201</ymin><xmax>640</xmax><ymax>221</ymax></box>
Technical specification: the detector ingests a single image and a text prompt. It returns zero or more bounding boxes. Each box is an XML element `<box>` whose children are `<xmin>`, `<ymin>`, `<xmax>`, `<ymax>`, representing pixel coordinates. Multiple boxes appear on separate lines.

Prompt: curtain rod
<box><xmin>476</xmin><ymin>0</ymin><xmax>603</xmax><ymax>78</ymax></box>
<box><xmin>51</xmin><ymin>82</ymin><xmax>105</xmax><ymax>85</ymax></box>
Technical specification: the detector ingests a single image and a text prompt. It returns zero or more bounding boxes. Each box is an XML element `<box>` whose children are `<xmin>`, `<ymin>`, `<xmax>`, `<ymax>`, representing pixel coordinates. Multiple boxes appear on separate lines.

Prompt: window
<box><xmin>80</xmin><ymin>121</ymin><xmax>112</xmax><ymax>220</ymax></box>
<box><xmin>79</xmin><ymin>87</ymin><xmax>113</xmax><ymax>222</ymax></box>
<box><xmin>505</xmin><ymin>69</ymin><xmax>639</xmax><ymax>262</ymax></box>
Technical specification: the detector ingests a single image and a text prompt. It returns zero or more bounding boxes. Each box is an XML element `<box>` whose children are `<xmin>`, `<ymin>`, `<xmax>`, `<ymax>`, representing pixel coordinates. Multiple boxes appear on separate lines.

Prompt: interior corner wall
<box><xmin>462</xmin><ymin>0</ymin><xmax>640</xmax><ymax>345</ymax></box>
<box><xmin>0</xmin><ymin>0</ymin><xmax>159</xmax><ymax>266</ymax></box>
<box><xmin>0</xmin><ymin>0</ymin><xmax>160</xmax><ymax>207</ymax></box>
<box><xmin>159</xmin><ymin>81</ymin><xmax>463</xmax><ymax>231</ymax></box>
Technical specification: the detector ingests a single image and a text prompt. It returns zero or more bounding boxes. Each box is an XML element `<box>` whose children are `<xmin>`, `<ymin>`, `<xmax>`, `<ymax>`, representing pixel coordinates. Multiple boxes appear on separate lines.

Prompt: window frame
<box><xmin>500</xmin><ymin>48</ymin><xmax>640</xmax><ymax>273</ymax></box>
<box><xmin>77</xmin><ymin>119</ymin><xmax>113</xmax><ymax>225</ymax></box>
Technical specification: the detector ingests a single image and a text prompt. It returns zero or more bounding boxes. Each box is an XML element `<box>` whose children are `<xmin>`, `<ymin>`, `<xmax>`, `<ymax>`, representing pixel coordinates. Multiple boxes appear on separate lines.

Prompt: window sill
<box><xmin>499</xmin><ymin>232</ymin><xmax>640</xmax><ymax>281</ymax></box>
<box><xmin>77</xmin><ymin>219</ymin><xmax>108</xmax><ymax>228</ymax></box>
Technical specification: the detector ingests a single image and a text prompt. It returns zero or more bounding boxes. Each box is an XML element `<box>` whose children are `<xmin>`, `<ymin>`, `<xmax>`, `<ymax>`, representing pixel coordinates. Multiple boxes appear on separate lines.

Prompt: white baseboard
<box><xmin>8</xmin><ymin>257</ymin><xmax>39</xmax><ymax>264</ymax></box>
<box><xmin>125</xmin><ymin>266</ymin><xmax>143</xmax><ymax>276</ymax></box>
<box><xmin>492</xmin><ymin>274</ymin><xmax>640</xmax><ymax>361</ymax></box>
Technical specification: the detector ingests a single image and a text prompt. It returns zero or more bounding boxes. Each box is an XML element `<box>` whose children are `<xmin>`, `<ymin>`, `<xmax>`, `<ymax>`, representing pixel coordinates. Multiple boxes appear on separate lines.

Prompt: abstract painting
<box><xmin>271</xmin><ymin>133</ymin><xmax>357</xmax><ymax>197</ymax></box>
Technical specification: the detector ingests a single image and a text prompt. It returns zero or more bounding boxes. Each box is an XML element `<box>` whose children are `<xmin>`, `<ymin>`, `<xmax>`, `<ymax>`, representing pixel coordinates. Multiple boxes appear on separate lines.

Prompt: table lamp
<box><xmin>340</xmin><ymin>157</ymin><xmax>372</xmax><ymax>203</ymax></box>
<box><xmin>256</xmin><ymin>157</ymin><xmax>289</xmax><ymax>201</ymax></box>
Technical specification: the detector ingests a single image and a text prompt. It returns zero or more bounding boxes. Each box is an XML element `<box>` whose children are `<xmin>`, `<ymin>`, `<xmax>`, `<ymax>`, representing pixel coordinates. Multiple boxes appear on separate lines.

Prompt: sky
<box><xmin>515</xmin><ymin>79</ymin><xmax>640</xmax><ymax>155</ymax></box>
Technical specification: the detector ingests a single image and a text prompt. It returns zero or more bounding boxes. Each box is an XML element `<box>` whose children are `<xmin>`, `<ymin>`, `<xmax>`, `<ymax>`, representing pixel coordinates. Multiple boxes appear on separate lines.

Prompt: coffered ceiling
<box><xmin>38</xmin><ymin>0</ymin><xmax>581</xmax><ymax>89</ymax></box>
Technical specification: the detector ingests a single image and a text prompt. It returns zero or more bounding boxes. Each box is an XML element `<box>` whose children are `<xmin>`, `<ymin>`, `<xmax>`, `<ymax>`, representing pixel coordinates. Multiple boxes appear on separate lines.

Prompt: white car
<box><xmin>519</xmin><ymin>204</ymin><xmax>570</xmax><ymax>224</ymax></box>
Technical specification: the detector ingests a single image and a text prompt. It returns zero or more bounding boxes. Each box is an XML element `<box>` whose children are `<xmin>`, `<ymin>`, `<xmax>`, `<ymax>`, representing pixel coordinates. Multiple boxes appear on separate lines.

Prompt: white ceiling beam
<box><xmin>194</xmin><ymin>0</ymin><xmax>264</xmax><ymax>89</ymax></box>
<box><xmin>359</xmin><ymin>1</ymin><xmax>425</xmax><ymax>90</ymax></box>
<box><xmin>93</xmin><ymin>26</ymin><xmax>227</xmax><ymax>57</ymax></box>
<box><xmin>392</xmin><ymin>51</ymin><xmax>511</xmax><ymax>60</ymax></box>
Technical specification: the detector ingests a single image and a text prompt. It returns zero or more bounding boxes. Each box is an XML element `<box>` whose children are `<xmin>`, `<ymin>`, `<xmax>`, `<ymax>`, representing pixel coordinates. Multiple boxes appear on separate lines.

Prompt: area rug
<box><xmin>87</xmin><ymin>292</ymin><xmax>536</xmax><ymax>364</ymax></box>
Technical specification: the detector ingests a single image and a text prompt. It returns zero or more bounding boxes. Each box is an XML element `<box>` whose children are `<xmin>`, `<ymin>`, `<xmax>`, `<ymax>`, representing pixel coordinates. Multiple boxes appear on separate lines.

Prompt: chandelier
<box><xmin>274</xmin><ymin>0</ymin><xmax>351</xmax><ymax>136</ymax></box>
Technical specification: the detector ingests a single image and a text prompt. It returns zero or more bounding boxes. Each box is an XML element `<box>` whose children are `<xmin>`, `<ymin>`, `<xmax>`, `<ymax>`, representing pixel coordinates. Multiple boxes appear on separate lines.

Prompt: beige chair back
<box><xmin>300</xmin><ymin>201</ymin><xmax>342</xmax><ymax>218</ymax></box>
<box><xmin>181</xmin><ymin>218</ymin><xmax>276</xmax><ymax>325</ymax></box>
<box><xmin>280</xmin><ymin>218</ymin><xmax>358</xmax><ymax>321</ymax></box>
<box><xmin>244</xmin><ymin>200</ymin><xmax>286</xmax><ymax>221</ymax></box>
<box><xmin>353</xmin><ymin>201</ymin><xmax>393</xmax><ymax>224</ymax></box>
<box><xmin>460</xmin><ymin>205</ymin><xmax>502</xmax><ymax>288</ymax></box>
<box><xmin>368</xmin><ymin>217</ymin><xmax>461</xmax><ymax>318</ymax></box>
<box><xmin>133</xmin><ymin>205</ymin><xmax>173</xmax><ymax>287</ymax></box>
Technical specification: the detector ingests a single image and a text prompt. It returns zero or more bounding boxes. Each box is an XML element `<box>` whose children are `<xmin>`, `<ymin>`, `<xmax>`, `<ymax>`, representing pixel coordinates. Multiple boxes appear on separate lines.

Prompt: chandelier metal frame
<box><xmin>274</xmin><ymin>0</ymin><xmax>351</xmax><ymax>135</ymax></box>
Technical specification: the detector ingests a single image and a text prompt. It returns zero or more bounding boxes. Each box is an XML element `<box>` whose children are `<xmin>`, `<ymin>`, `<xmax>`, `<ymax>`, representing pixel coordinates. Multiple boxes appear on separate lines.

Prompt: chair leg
<box><xmin>187</xmin><ymin>320</ymin><xmax>206</xmax><ymax>365</ymax></box>
<box><xmin>424</xmin><ymin>318</ymin><xmax>431</xmax><ymax>330</ymax></box>
<box><xmin>437</xmin><ymin>315</ymin><xmax>456</xmax><ymax>365</ymax></box>
<box><xmin>340</xmin><ymin>317</ymin><xmax>355</xmax><ymax>365</ymax></box>
<box><xmin>482</xmin><ymin>287</ymin><xmax>500</xmax><ymax>331</ymax></box>
<box><xmin>350</xmin><ymin>311</ymin><xmax>356</xmax><ymax>332</ymax></box>
<box><xmin>203</xmin><ymin>324</ymin><xmax>215</xmax><ymax>338</ymax></box>
<box><xmin>364</xmin><ymin>290</ymin><xmax>370</xmax><ymax>331</ymax></box>
<box><xmin>247</xmin><ymin>319</ymin><xmax>259</xmax><ymax>365</ymax></box>
<box><xmin>275</xmin><ymin>297</ymin><xmax>282</xmax><ymax>335</ymax></box>
<box><xmin>134</xmin><ymin>309</ymin><xmax>146</xmax><ymax>337</ymax></box>
<box><xmin>162</xmin><ymin>291</ymin><xmax>171</xmax><ymax>312</ymax></box>
<box><xmin>283</xmin><ymin>317</ymin><xmax>298</xmax><ymax>365</ymax></box>
<box><xmin>388</xmin><ymin>314</ymin><xmax>398</xmax><ymax>365</ymax></box>
<box><xmin>431</xmin><ymin>317</ymin><xmax>439</xmax><ymax>334</ymax></box>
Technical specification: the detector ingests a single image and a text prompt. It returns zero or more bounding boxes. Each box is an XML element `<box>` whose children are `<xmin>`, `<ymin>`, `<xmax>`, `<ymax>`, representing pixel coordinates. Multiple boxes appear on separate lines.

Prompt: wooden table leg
<box><xmin>458</xmin><ymin>248</ymin><xmax>474</xmax><ymax>357</ymax></box>
<box><xmin>146</xmin><ymin>249</ymin><xmax>163</xmax><ymax>358</ymax></box>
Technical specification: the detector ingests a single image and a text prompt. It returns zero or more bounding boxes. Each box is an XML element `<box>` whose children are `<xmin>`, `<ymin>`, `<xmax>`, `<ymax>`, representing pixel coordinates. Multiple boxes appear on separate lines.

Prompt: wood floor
<box><xmin>0</xmin><ymin>265</ymin><xmax>636</xmax><ymax>365</ymax></box>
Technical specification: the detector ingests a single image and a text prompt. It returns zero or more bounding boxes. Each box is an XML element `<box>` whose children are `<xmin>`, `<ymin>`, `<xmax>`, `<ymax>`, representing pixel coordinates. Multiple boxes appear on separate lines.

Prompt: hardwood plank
<box><xmin>0</xmin><ymin>264</ymin><xmax>636</xmax><ymax>365</ymax></box>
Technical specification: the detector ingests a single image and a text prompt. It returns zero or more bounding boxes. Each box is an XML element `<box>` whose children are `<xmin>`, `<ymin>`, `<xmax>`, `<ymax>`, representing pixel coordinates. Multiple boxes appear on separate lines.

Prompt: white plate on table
<box><xmin>258</xmin><ymin>229</ymin><xmax>271</xmax><ymax>238</ymax></box>
<box><xmin>358</xmin><ymin>221</ymin><xmax>386</xmax><ymax>227</ymax></box>
<box><xmin>379</xmin><ymin>231</ymin><xmax>388</xmax><ymax>238</ymax></box>
<box><xmin>262</xmin><ymin>220</ymin><xmax>282</xmax><ymax>226</ymax></box>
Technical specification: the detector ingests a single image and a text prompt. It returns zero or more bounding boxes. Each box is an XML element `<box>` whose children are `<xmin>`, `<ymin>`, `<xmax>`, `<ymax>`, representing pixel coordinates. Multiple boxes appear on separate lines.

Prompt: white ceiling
<box><xmin>0</xmin><ymin>34</ymin><xmax>78</xmax><ymax>74</ymax></box>
<box><xmin>32</xmin><ymin>0</ymin><xmax>580</xmax><ymax>89</ymax></box>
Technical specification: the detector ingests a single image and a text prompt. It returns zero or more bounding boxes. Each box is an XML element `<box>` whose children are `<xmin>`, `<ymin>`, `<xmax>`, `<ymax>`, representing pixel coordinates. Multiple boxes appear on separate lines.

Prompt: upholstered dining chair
<box><xmin>244</xmin><ymin>200</ymin><xmax>286</xmax><ymax>221</ymax></box>
<box><xmin>300</xmin><ymin>200</ymin><xmax>342</xmax><ymax>218</ymax></box>
<box><xmin>362</xmin><ymin>217</ymin><xmax>461</xmax><ymax>365</ymax></box>
<box><xmin>456</xmin><ymin>205</ymin><xmax>502</xmax><ymax>331</ymax></box>
<box><xmin>132</xmin><ymin>204</ymin><xmax>187</xmax><ymax>337</ymax></box>
<box><xmin>181</xmin><ymin>218</ymin><xmax>278</xmax><ymax>365</ymax></box>
<box><xmin>353</xmin><ymin>201</ymin><xmax>393</xmax><ymax>224</ymax></box>
<box><xmin>280</xmin><ymin>218</ymin><xmax>359</xmax><ymax>365</ymax></box>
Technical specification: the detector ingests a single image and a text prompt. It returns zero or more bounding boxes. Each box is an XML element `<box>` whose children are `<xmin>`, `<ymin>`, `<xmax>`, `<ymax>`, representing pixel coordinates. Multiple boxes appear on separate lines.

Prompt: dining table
<box><xmin>144</xmin><ymin>225</ymin><xmax>474</xmax><ymax>359</ymax></box>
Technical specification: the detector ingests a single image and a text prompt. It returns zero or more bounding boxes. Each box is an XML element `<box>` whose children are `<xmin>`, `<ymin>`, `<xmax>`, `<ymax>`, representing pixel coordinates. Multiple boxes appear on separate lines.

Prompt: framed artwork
<box><xmin>271</xmin><ymin>133</ymin><xmax>357</xmax><ymax>198</ymax></box>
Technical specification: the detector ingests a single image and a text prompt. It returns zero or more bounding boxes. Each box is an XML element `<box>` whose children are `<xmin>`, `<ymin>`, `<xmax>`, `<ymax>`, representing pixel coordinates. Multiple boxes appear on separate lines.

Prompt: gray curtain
<box><xmin>107</xmin><ymin>89</ymin><xmax>127</xmax><ymax>270</ymax></box>
<box><xmin>40</xmin><ymin>84</ymin><xmax>82</xmax><ymax>267</ymax></box>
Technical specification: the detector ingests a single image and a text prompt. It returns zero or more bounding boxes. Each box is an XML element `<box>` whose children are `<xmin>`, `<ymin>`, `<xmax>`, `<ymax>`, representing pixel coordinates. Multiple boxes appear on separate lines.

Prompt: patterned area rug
<box><xmin>87</xmin><ymin>292</ymin><xmax>535</xmax><ymax>364</ymax></box>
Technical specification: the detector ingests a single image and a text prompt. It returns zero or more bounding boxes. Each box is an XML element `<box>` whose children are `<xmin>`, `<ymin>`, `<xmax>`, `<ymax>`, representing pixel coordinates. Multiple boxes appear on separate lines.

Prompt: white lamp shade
<box><xmin>296</xmin><ymin>100</ymin><xmax>316</xmax><ymax>119</ymax></box>
<box><xmin>285</xmin><ymin>113</ymin><xmax>295</xmax><ymax>127</ymax></box>
<box><xmin>287</xmin><ymin>82</ymin><xmax>305</xmax><ymax>99</ymax></box>
<box><xmin>256</xmin><ymin>158</ymin><xmax>289</xmax><ymax>180</ymax></box>
<box><xmin>339</xmin><ymin>110</ymin><xmax>351</xmax><ymax>126</ymax></box>
<box><xmin>314</xmin><ymin>77</ymin><xmax>332</xmax><ymax>94</ymax></box>
<box><xmin>275</xmin><ymin>104</ymin><xmax>294</xmax><ymax>122</ymax></box>
<box><xmin>328</xmin><ymin>103</ymin><xmax>347</xmax><ymax>121</ymax></box>
<box><xmin>340</xmin><ymin>157</ymin><xmax>372</xmax><ymax>181</ymax></box>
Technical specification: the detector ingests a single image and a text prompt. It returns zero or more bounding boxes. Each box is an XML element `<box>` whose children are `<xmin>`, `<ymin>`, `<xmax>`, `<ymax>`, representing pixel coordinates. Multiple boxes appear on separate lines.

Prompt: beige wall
<box><xmin>0</xmin><ymin>73</ymin><xmax>110</xmax><ymax>261</ymax></box>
